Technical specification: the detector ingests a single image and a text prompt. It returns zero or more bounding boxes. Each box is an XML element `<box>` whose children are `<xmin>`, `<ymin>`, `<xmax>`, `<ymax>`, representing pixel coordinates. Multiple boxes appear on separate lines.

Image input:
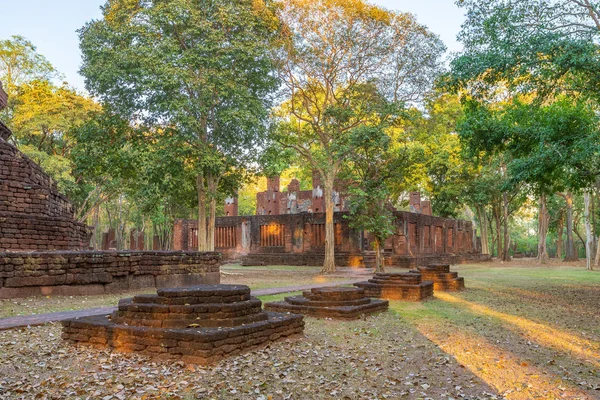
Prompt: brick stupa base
<box><xmin>264</xmin><ymin>286</ymin><xmax>388</xmax><ymax>319</ymax></box>
<box><xmin>353</xmin><ymin>272</ymin><xmax>433</xmax><ymax>301</ymax></box>
<box><xmin>413</xmin><ymin>264</ymin><xmax>465</xmax><ymax>291</ymax></box>
<box><xmin>62</xmin><ymin>284</ymin><xmax>304</xmax><ymax>365</ymax></box>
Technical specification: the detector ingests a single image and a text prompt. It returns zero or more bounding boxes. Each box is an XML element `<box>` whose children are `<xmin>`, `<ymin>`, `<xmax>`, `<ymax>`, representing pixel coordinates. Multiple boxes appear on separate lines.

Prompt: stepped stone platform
<box><xmin>264</xmin><ymin>286</ymin><xmax>388</xmax><ymax>319</ymax></box>
<box><xmin>353</xmin><ymin>272</ymin><xmax>433</xmax><ymax>301</ymax></box>
<box><xmin>412</xmin><ymin>264</ymin><xmax>465</xmax><ymax>291</ymax></box>
<box><xmin>62</xmin><ymin>284</ymin><xmax>304</xmax><ymax>365</ymax></box>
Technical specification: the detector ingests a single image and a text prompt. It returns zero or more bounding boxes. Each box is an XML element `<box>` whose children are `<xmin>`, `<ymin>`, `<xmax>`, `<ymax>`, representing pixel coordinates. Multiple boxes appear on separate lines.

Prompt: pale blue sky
<box><xmin>0</xmin><ymin>0</ymin><xmax>465</xmax><ymax>93</ymax></box>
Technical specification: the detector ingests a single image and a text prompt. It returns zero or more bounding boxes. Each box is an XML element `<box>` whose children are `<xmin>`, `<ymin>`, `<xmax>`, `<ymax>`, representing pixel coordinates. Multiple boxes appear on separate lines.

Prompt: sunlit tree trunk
<box><xmin>322</xmin><ymin>172</ymin><xmax>336</xmax><ymax>273</ymax></box>
<box><xmin>502</xmin><ymin>192</ymin><xmax>510</xmax><ymax>261</ymax></box>
<box><xmin>584</xmin><ymin>191</ymin><xmax>593</xmax><ymax>270</ymax></box>
<box><xmin>564</xmin><ymin>192</ymin><xmax>578</xmax><ymax>262</ymax></box>
<box><xmin>537</xmin><ymin>194</ymin><xmax>550</xmax><ymax>264</ymax></box>
<box><xmin>197</xmin><ymin>174</ymin><xmax>208</xmax><ymax>252</ymax></box>
<box><xmin>476</xmin><ymin>205</ymin><xmax>490</xmax><ymax>255</ymax></box>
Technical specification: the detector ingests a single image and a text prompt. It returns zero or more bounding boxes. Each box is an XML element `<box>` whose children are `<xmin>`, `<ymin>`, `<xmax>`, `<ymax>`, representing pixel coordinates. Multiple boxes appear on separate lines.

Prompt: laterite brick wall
<box><xmin>0</xmin><ymin>251</ymin><xmax>221</xmax><ymax>298</ymax></box>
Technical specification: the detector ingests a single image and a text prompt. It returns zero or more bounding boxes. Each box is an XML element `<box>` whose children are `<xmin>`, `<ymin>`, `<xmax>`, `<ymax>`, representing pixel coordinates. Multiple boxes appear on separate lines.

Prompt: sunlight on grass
<box><xmin>436</xmin><ymin>292</ymin><xmax>600</xmax><ymax>368</ymax></box>
<box><xmin>411</xmin><ymin>327</ymin><xmax>589</xmax><ymax>399</ymax></box>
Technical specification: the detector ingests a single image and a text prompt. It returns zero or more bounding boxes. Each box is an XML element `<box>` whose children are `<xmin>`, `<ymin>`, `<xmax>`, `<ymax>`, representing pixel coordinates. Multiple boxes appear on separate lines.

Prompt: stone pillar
<box><xmin>421</xmin><ymin>200</ymin><xmax>432</xmax><ymax>216</ymax></box>
<box><xmin>409</xmin><ymin>192</ymin><xmax>421</xmax><ymax>213</ymax></box>
<box><xmin>224</xmin><ymin>197</ymin><xmax>238</xmax><ymax>216</ymax></box>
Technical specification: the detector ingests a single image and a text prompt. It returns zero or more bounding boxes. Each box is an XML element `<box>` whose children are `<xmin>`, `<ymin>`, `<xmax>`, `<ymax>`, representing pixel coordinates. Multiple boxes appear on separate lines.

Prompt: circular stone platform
<box><xmin>353</xmin><ymin>272</ymin><xmax>433</xmax><ymax>301</ymax></box>
<box><xmin>61</xmin><ymin>284</ymin><xmax>304</xmax><ymax>365</ymax></box>
<box><xmin>412</xmin><ymin>264</ymin><xmax>465</xmax><ymax>291</ymax></box>
<box><xmin>264</xmin><ymin>286</ymin><xmax>388</xmax><ymax>319</ymax></box>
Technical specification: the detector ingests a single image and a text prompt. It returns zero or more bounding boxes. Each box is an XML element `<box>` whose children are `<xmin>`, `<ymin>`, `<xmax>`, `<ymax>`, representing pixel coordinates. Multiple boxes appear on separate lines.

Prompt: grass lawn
<box><xmin>0</xmin><ymin>260</ymin><xmax>599</xmax><ymax>399</ymax></box>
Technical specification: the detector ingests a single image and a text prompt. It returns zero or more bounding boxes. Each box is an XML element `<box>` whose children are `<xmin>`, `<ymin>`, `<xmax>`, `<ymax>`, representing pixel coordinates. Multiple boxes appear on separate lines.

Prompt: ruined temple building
<box><xmin>174</xmin><ymin>175</ymin><xmax>489</xmax><ymax>268</ymax></box>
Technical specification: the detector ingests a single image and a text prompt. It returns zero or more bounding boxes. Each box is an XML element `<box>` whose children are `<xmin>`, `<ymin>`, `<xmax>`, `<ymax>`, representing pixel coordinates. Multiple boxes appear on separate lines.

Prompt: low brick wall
<box><xmin>241</xmin><ymin>252</ymin><xmax>490</xmax><ymax>267</ymax></box>
<box><xmin>0</xmin><ymin>251</ymin><xmax>221</xmax><ymax>298</ymax></box>
<box><xmin>241</xmin><ymin>252</ymin><xmax>363</xmax><ymax>267</ymax></box>
<box><xmin>389</xmin><ymin>253</ymin><xmax>492</xmax><ymax>268</ymax></box>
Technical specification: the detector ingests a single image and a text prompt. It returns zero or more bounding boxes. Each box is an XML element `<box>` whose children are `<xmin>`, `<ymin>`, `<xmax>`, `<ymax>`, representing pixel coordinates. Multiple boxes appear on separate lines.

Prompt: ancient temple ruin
<box><xmin>264</xmin><ymin>286</ymin><xmax>389</xmax><ymax>319</ymax></box>
<box><xmin>62</xmin><ymin>284</ymin><xmax>305</xmax><ymax>364</ymax></box>
<box><xmin>174</xmin><ymin>189</ymin><xmax>488</xmax><ymax>267</ymax></box>
<box><xmin>354</xmin><ymin>272</ymin><xmax>434</xmax><ymax>301</ymax></box>
<box><xmin>412</xmin><ymin>264</ymin><xmax>465</xmax><ymax>291</ymax></box>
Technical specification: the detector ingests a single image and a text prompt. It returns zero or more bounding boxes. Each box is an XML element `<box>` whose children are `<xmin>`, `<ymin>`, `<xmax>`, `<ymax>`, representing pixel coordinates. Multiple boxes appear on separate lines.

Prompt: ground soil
<box><xmin>0</xmin><ymin>259</ymin><xmax>598</xmax><ymax>400</ymax></box>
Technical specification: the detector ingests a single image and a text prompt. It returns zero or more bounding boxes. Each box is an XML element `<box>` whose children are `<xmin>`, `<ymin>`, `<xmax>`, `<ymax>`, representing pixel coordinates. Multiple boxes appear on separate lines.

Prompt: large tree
<box><xmin>0</xmin><ymin>36</ymin><xmax>56</xmax><ymax>96</ymax></box>
<box><xmin>450</xmin><ymin>0</ymin><xmax>600</xmax><ymax>264</ymax></box>
<box><xmin>274</xmin><ymin>0</ymin><xmax>445</xmax><ymax>272</ymax></box>
<box><xmin>79</xmin><ymin>0</ymin><xmax>280</xmax><ymax>251</ymax></box>
<box><xmin>343</xmin><ymin>102</ymin><xmax>413</xmax><ymax>272</ymax></box>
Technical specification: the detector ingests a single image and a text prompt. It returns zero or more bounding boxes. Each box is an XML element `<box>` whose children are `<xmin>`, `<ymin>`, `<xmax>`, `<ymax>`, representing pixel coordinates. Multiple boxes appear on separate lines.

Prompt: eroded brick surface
<box><xmin>265</xmin><ymin>286</ymin><xmax>388</xmax><ymax>320</ymax></box>
<box><xmin>354</xmin><ymin>272</ymin><xmax>434</xmax><ymax>301</ymax></box>
<box><xmin>412</xmin><ymin>264</ymin><xmax>466</xmax><ymax>291</ymax></box>
<box><xmin>62</xmin><ymin>284</ymin><xmax>305</xmax><ymax>365</ymax></box>
<box><xmin>0</xmin><ymin>251</ymin><xmax>221</xmax><ymax>298</ymax></box>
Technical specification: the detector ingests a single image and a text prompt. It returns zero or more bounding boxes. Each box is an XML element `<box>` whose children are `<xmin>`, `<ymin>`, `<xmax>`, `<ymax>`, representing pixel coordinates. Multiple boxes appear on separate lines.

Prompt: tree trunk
<box><xmin>207</xmin><ymin>172</ymin><xmax>217</xmax><ymax>252</ymax></box>
<box><xmin>593</xmin><ymin>187</ymin><xmax>597</xmax><ymax>262</ymax></box>
<box><xmin>537</xmin><ymin>194</ymin><xmax>550</xmax><ymax>264</ymax></box>
<box><xmin>92</xmin><ymin>205</ymin><xmax>99</xmax><ymax>250</ymax></box>
<box><xmin>494</xmin><ymin>205</ymin><xmax>502</xmax><ymax>258</ymax></box>
<box><xmin>556</xmin><ymin>211</ymin><xmax>563</xmax><ymax>259</ymax></box>
<box><xmin>321</xmin><ymin>172</ymin><xmax>336</xmax><ymax>273</ymax></box>
<box><xmin>502</xmin><ymin>192</ymin><xmax>511</xmax><ymax>261</ymax></box>
<box><xmin>477</xmin><ymin>205</ymin><xmax>490</xmax><ymax>255</ymax></box>
<box><xmin>197</xmin><ymin>174</ymin><xmax>208</xmax><ymax>251</ymax></box>
<box><xmin>373</xmin><ymin>238</ymin><xmax>385</xmax><ymax>273</ymax></box>
<box><xmin>595</xmin><ymin>234</ymin><xmax>600</xmax><ymax>268</ymax></box>
<box><xmin>564</xmin><ymin>192</ymin><xmax>578</xmax><ymax>261</ymax></box>
<box><xmin>584</xmin><ymin>191</ymin><xmax>593</xmax><ymax>270</ymax></box>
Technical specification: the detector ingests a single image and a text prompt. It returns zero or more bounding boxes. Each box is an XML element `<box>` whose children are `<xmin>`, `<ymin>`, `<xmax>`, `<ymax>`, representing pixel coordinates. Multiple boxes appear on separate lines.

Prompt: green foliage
<box><xmin>0</xmin><ymin>35</ymin><xmax>57</xmax><ymax>94</ymax></box>
<box><xmin>344</xmin><ymin>125</ymin><xmax>402</xmax><ymax>246</ymax></box>
<box><xmin>79</xmin><ymin>0</ymin><xmax>279</xmax><ymax>169</ymax></box>
<box><xmin>458</xmin><ymin>97</ymin><xmax>600</xmax><ymax>194</ymax></box>
<box><xmin>450</xmin><ymin>0</ymin><xmax>600</xmax><ymax>101</ymax></box>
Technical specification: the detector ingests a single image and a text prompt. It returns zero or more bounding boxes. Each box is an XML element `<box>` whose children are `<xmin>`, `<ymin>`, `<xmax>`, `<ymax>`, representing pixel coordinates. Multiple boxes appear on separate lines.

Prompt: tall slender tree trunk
<box><xmin>556</xmin><ymin>210</ymin><xmax>564</xmax><ymax>259</ymax></box>
<box><xmin>584</xmin><ymin>191</ymin><xmax>593</xmax><ymax>270</ymax></box>
<box><xmin>197</xmin><ymin>174</ymin><xmax>208</xmax><ymax>252</ymax></box>
<box><xmin>593</xmin><ymin>188</ymin><xmax>597</xmax><ymax>261</ymax></box>
<box><xmin>502</xmin><ymin>192</ymin><xmax>510</xmax><ymax>261</ymax></box>
<box><xmin>538</xmin><ymin>194</ymin><xmax>550</xmax><ymax>264</ymax></box>
<box><xmin>373</xmin><ymin>238</ymin><xmax>384</xmax><ymax>273</ymax></box>
<box><xmin>494</xmin><ymin>205</ymin><xmax>502</xmax><ymax>258</ymax></box>
<box><xmin>477</xmin><ymin>205</ymin><xmax>490</xmax><ymax>255</ymax></box>
<box><xmin>207</xmin><ymin>172</ymin><xmax>217</xmax><ymax>252</ymax></box>
<box><xmin>595</xmin><ymin>234</ymin><xmax>600</xmax><ymax>268</ymax></box>
<box><xmin>321</xmin><ymin>172</ymin><xmax>336</xmax><ymax>273</ymax></box>
<box><xmin>564</xmin><ymin>192</ymin><xmax>578</xmax><ymax>262</ymax></box>
<box><xmin>92</xmin><ymin>205</ymin><xmax>100</xmax><ymax>250</ymax></box>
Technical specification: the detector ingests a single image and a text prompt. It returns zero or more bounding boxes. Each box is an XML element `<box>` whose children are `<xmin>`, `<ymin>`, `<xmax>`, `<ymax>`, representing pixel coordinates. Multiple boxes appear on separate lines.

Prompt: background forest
<box><xmin>1</xmin><ymin>0</ymin><xmax>599</xmax><ymax>268</ymax></box>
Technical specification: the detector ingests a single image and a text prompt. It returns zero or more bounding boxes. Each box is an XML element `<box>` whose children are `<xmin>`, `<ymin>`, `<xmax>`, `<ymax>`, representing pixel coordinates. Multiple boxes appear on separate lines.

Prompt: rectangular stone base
<box><xmin>61</xmin><ymin>312</ymin><xmax>304</xmax><ymax>365</ymax></box>
<box><xmin>265</xmin><ymin>298</ymin><xmax>388</xmax><ymax>320</ymax></box>
<box><xmin>353</xmin><ymin>282</ymin><xmax>434</xmax><ymax>301</ymax></box>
